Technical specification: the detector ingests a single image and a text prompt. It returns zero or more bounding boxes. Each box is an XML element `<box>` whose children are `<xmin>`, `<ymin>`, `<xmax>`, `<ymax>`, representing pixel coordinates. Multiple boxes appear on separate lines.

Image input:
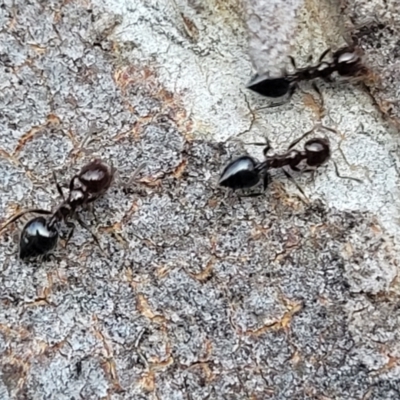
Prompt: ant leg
<box><xmin>75</xmin><ymin>215</ymin><xmax>104</xmax><ymax>252</ymax></box>
<box><xmin>263</xmin><ymin>142</ymin><xmax>271</xmax><ymax>157</ymax></box>
<box><xmin>282</xmin><ymin>169</ymin><xmax>310</xmax><ymax>204</ymax></box>
<box><xmin>309</xmin><ymin>169</ymin><xmax>317</xmax><ymax>184</ymax></box>
<box><xmin>288</xmin><ymin>128</ymin><xmax>315</xmax><ymax>150</ymax></box>
<box><xmin>64</xmin><ymin>217</ymin><xmax>104</xmax><ymax>255</ymax></box>
<box><xmin>239</xmin><ymin>173</ymin><xmax>270</xmax><ymax>198</ymax></box>
<box><xmin>0</xmin><ymin>209</ymin><xmax>53</xmax><ymax>234</ymax></box>
<box><xmin>258</xmin><ymin>99</ymin><xmax>288</xmax><ymax>109</ymax></box>
<box><xmin>39</xmin><ymin>253</ymin><xmax>59</xmax><ymax>263</ymax></box>
<box><xmin>318</xmin><ymin>48</ymin><xmax>331</xmax><ymax>63</ymax></box>
<box><xmin>124</xmin><ymin>161</ymin><xmax>147</xmax><ymax>191</ymax></box>
<box><xmin>333</xmin><ymin>161</ymin><xmax>363</xmax><ymax>183</ymax></box>
<box><xmin>222</xmin><ymin>189</ymin><xmax>237</xmax><ymax>207</ymax></box>
<box><xmin>239</xmin><ymin>191</ymin><xmax>265</xmax><ymax>198</ymax></box>
<box><xmin>86</xmin><ymin>203</ymin><xmax>99</xmax><ymax>224</ymax></box>
<box><xmin>64</xmin><ymin>221</ymin><xmax>76</xmax><ymax>247</ymax></box>
<box><xmin>262</xmin><ymin>172</ymin><xmax>270</xmax><ymax>191</ymax></box>
<box><xmin>311</xmin><ymin>82</ymin><xmax>325</xmax><ymax>117</ymax></box>
<box><xmin>53</xmin><ymin>171</ymin><xmax>65</xmax><ymax>200</ymax></box>
<box><xmin>322</xmin><ymin>75</ymin><xmax>334</xmax><ymax>83</ymax></box>
<box><xmin>241</xmin><ymin>142</ymin><xmax>267</xmax><ymax>146</ymax></box>
<box><xmin>240</xmin><ymin>141</ymin><xmax>271</xmax><ymax>157</ymax></box>
<box><xmin>108</xmin><ymin>159</ymin><xmax>117</xmax><ymax>185</ymax></box>
<box><xmin>289</xmin><ymin>56</ymin><xmax>297</xmax><ymax>70</ymax></box>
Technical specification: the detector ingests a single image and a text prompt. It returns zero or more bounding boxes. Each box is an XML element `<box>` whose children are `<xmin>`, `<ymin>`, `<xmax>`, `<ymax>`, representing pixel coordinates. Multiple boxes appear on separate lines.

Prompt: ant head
<box><xmin>333</xmin><ymin>47</ymin><xmax>365</xmax><ymax>77</ymax></box>
<box><xmin>304</xmin><ymin>138</ymin><xmax>331</xmax><ymax>167</ymax></box>
<box><xmin>219</xmin><ymin>156</ymin><xmax>262</xmax><ymax>190</ymax></box>
<box><xmin>247</xmin><ymin>74</ymin><xmax>292</xmax><ymax>98</ymax></box>
<box><xmin>19</xmin><ymin>216</ymin><xmax>59</xmax><ymax>260</ymax></box>
<box><xmin>77</xmin><ymin>159</ymin><xmax>114</xmax><ymax>201</ymax></box>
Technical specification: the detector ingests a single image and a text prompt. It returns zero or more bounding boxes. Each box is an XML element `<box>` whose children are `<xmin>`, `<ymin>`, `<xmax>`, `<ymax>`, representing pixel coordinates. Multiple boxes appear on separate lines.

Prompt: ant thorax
<box><xmin>70</xmin><ymin>176</ymin><xmax>86</xmax><ymax>191</ymax></box>
<box><xmin>287</xmin><ymin>150</ymin><xmax>300</xmax><ymax>159</ymax></box>
<box><xmin>49</xmin><ymin>205</ymin><xmax>70</xmax><ymax>225</ymax></box>
<box><xmin>68</xmin><ymin>189</ymin><xmax>86</xmax><ymax>208</ymax></box>
<box><xmin>288</xmin><ymin>157</ymin><xmax>313</xmax><ymax>172</ymax></box>
<box><xmin>67</xmin><ymin>176</ymin><xmax>87</xmax><ymax>208</ymax></box>
<box><xmin>317</xmin><ymin>62</ymin><xmax>330</xmax><ymax>72</ymax></box>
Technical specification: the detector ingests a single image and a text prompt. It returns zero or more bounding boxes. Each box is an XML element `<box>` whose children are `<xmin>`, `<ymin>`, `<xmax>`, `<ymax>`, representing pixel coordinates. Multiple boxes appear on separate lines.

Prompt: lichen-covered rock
<box><xmin>0</xmin><ymin>0</ymin><xmax>400</xmax><ymax>399</ymax></box>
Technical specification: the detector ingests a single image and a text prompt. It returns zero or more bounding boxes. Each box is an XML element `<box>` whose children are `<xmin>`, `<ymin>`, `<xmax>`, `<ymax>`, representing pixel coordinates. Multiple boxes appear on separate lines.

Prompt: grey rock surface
<box><xmin>0</xmin><ymin>0</ymin><xmax>400</xmax><ymax>399</ymax></box>
<box><xmin>344</xmin><ymin>0</ymin><xmax>400</xmax><ymax>127</ymax></box>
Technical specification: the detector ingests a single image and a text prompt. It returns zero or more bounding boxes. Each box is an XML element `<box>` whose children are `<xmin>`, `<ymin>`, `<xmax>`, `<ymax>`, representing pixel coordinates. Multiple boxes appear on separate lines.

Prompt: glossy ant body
<box><xmin>0</xmin><ymin>159</ymin><xmax>115</xmax><ymax>260</ymax></box>
<box><xmin>247</xmin><ymin>46</ymin><xmax>366</xmax><ymax>100</ymax></box>
<box><xmin>219</xmin><ymin>137</ymin><xmax>330</xmax><ymax>192</ymax></box>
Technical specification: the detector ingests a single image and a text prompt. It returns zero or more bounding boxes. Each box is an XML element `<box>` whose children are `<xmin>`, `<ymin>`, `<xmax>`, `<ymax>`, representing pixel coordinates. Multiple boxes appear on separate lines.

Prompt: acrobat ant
<box><xmin>0</xmin><ymin>159</ymin><xmax>115</xmax><ymax>260</ymax></box>
<box><xmin>219</xmin><ymin>136</ymin><xmax>330</xmax><ymax>193</ymax></box>
<box><xmin>247</xmin><ymin>45</ymin><xmax>366</xmax><ymax>101</ymax></box>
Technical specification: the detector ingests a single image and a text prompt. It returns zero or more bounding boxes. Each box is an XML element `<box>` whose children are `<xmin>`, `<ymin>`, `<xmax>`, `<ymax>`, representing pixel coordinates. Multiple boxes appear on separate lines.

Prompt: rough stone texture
<box><xmin>0</xmin><ymin>0</ymin><xmax>400</xmax><ymax>399</ymax></box>
<box><xmin>343</xmin><ymin>0</ymin><xmax>400</xmax><ymax>127</ymax></box>
<box><xmin>242</xmin><ymin>0</ymin><xmax>303</xmax><ymax>76</ymax></box>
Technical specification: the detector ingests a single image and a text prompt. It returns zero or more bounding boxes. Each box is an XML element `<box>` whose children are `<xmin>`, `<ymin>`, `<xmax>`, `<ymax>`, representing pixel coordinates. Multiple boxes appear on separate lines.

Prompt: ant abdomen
<box><xmin>19</xmin><ymin>217</ymin><xmax>59</xmax><ymax>260</ymax></box>
<box><xmin>247</xmin><ymin>75</ymin><xmax>292</xmax><ymax>98</ymax></box>
<box><xmin>219</xmin><ymin>156</ymin><xmax>262</xmax><ymax>190</ymax></box>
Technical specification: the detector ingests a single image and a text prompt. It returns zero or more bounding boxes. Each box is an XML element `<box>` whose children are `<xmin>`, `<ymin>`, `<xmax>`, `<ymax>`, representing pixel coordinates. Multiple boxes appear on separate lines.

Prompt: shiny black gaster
<box><xmin>19</xmin><ymin>217</ymin><xmax>59</xmax><ymax>259</ymax></box>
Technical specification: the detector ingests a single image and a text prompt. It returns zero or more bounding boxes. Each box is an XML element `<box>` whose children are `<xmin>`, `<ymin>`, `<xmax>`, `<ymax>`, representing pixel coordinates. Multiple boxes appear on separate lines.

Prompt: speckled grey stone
<box><xmin>1</xmin><ymin>1</ymin><xmax>400</xmax><ymax>400</ymax></box>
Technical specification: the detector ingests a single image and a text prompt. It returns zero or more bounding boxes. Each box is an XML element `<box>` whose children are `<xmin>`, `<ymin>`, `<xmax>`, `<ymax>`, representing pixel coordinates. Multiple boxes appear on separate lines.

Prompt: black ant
<box><xmin>247</xmin><ymin>45</ymin><xmax>366</xmax><ymax>101</ymax></box>
<box><xmin>0</xmin><ymin>159</ymin><xmax>115</xmax><ymax>260</ymax></box>
<box><xmin>219</xmin><ymin>136</ymin><xmax>330</xmax><ymax>193</ymax></box>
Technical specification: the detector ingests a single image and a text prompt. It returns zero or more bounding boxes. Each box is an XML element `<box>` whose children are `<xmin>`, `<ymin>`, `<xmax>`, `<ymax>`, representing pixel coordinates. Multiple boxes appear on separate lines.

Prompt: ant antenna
<box><xmin>124</xmin><ymin>162</ymin><xmax>147</xmax><ymax>189</ymax></box>
<box><xmin>333</xmin><ymin>161</ymin><xmax>363</xmax><ymax>183</ymax></box>
<box><xmin>281</xmin><ymin>169</ymin><xmax>310</xmax><ymax>205</ymax></box>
